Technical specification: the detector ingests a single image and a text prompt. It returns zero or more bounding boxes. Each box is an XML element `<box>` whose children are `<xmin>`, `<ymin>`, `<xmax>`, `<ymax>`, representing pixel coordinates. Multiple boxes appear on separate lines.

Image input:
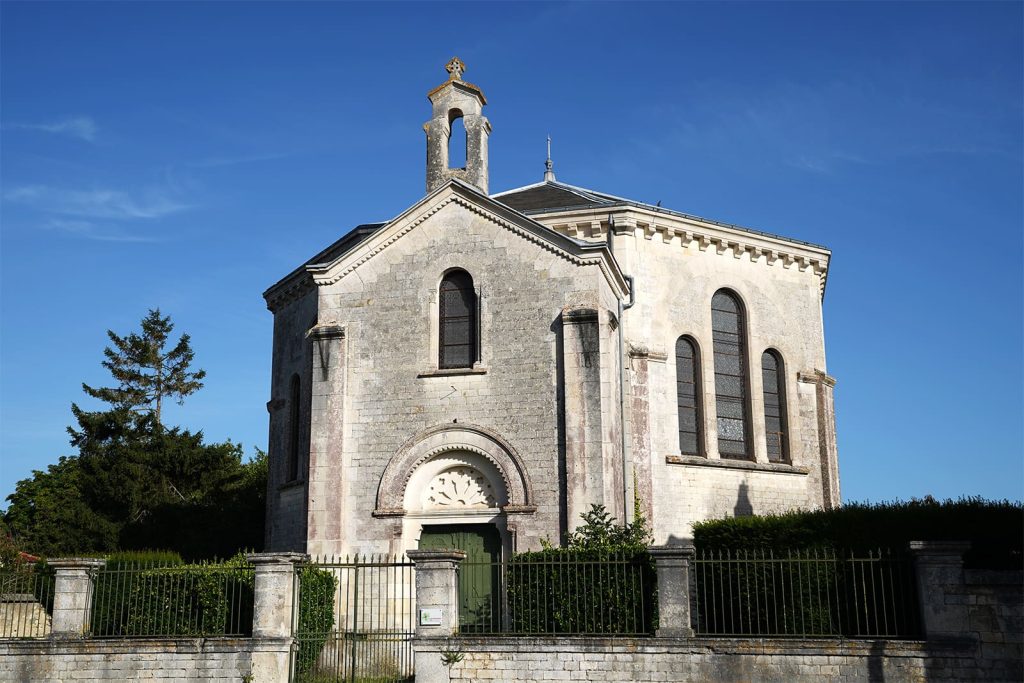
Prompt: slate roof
<box><xmin>490</xmin><ymin>181</ymin><xmax>621</xmax><ymax>212</ymax></box>
<box><xmin>491</xmin><ymin>179</ymin><xmax>827</xmax><ymax>250</ymax></box>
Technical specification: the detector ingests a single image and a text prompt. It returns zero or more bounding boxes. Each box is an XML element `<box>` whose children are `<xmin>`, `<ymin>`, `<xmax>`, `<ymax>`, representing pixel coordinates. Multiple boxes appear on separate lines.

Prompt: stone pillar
<box><xmin>407</xmin><ymin>549</ymin><xmax>465</xmax><ymax>637</ymax></box>
<box><xmin>909</xmin><ymin>541</ymin><xmax>971</xmax><ymax>641</ymax></box>
<box><xmin>409</xmin><ymin>550</ymin><xmax>465</xmax><ymax>683</ymax></box>
<box><xmin>798</xmin><ymin>369</ymin><xmax>840</xmax><ymax>509</ymax></box>
<box><xmin>247</xmin><ymin>552</ymin><xmax>308</xmax><ymax>682</ymax></box>
<box><xmin>561</xmin><ymin>307</ymin><xmax>606</xmax><ymax>532</ymax></box>
<box><xmin>627</xmin><ymin>345</ymin><xmax>663</xmax><ymax>525</ymax></box>
<box><xmin>649</xmin><ymin>544</ymin><xmax>696</xmax><ymax>637</ymax></box>
<box><xmin>48</xmin><ymin>558</ymin><xmax>105</xmax><ymax>639</ymax></box>
<box><xmin>306</xmin><ymin>323</ymin><xmax>346</xmax><ymax>557</ymax></box>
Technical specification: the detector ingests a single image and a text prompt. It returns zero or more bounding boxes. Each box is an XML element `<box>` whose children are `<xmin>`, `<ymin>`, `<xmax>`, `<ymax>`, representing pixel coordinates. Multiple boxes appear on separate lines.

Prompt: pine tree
<box><xmin>81</xmin><ymin>309</ymin><xmax>206</xmax><ymax>425</ymax></box>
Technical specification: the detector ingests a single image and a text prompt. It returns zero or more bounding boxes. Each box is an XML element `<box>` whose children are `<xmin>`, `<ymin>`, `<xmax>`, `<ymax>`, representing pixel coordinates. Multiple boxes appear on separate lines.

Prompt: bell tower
<box><xmin>424</xmin><ymin>57</ymin><xmax>491</xmax><ymax>194</ymax></box>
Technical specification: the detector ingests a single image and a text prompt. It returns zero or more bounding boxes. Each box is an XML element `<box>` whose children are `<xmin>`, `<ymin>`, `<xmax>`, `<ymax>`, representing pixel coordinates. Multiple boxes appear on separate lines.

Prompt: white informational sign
<box><xmin>419</xmin><ymin>608</ymin><xmax>443</xmax><ymax>626</ymax></box>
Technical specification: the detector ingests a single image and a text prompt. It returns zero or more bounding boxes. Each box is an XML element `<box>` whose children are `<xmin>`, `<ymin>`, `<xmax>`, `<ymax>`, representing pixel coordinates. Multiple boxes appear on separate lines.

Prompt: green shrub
<box><xmin>295</xmin><ymin>565</ymin><xmax>338</xmax><ymax>676</ymax></box>
<box><xmin>507</xmin><ymin>547</ymin><xmax>655</xmax><ymax>634</ymax></box>
<box><xmin>92</xmin><ymin>552</ymin><xmax>253</xmax><ymax>637</ymax></box>
<box><xmin>90</xmin><ymin>551</ymin><xmax>185</xmax><ymax>636</ymax></box>
<box><xmin>692</xmin><ymin>497</ymin><xmax>1023</xmax><ymax>569</ymax></box>
<box><xmin>504</xmin><ymin>504</ymin><xmax>656</xmax><ymax>635</ymax></box>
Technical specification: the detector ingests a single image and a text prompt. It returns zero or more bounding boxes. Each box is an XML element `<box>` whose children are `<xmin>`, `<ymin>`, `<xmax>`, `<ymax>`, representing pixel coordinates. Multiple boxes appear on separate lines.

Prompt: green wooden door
<box><xmin>419</xmin><ymin>524</ymin><xmax>501</xmax><ymax>632</ymax></box>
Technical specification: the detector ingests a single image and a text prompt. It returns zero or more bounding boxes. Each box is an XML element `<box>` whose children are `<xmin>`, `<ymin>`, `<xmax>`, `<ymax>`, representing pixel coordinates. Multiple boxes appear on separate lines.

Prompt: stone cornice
<box><xmin>532</xmin><ymin>206</ymin><xmax>831</xmax><ymax>299</ymax></box>
<box><xmin>798</xmin><ymin>369</ymin><xmax>837</xmax><ymax>388</ymax></box>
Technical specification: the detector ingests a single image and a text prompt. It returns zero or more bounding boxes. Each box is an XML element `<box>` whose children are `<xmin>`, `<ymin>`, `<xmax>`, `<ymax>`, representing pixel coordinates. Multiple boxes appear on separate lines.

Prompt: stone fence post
<box><xmin>408</xmin><ymin>549</ymin><xmax>465</xmax><ymax>683</ymax></box>
<box><xmin>246</xmin><ymin>552</ymin><xmax>308</xmax><ymax>683</ymax></box>
<box><xmin>649</xmin><ymin>544</ymin><xmax>695</xmax><ymax>637</ymax></box>
<box><xmin>407</xmin><ymin>549</ymin><xmax>465</xmax><ymax>637</ymax></box>
<box><xmin>48</xmin><ymin>558</ymin><xmax>105</xmax><ymax>639</ymax></box>
<box><xmin>909</xmin><ymin>540</ymin><xmax>970</xmax><ymax>641</ymax></box>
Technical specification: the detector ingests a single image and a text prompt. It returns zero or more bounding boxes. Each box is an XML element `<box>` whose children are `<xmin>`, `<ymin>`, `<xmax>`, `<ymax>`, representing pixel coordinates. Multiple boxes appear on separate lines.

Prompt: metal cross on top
<box><xmin>446</xmin><ymin>56</ymin><xmax>466</xmax><ymax>81</ymax></box>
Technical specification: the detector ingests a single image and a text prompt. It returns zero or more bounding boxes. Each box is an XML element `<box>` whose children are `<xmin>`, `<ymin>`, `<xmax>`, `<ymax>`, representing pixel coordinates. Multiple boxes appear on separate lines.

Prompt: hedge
<box><xmin>505</xmin><ymin>547</ymin><xmax>655</xmax><ymax>635</ymax></box>
<box><xmin>294</xmin><ymin>565</ymin><xmax>338</xmax><ymax>676</ymax></box>
<box><xmin>692</xmin><ymin>497</ymin><xmax>1023</xmax><ymax>570</ymax></box>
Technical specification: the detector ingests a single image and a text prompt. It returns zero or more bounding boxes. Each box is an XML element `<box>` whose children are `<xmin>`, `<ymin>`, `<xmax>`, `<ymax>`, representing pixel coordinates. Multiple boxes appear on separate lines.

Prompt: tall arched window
<box><xmin>439</xmin><ymin>270</ymin><xmax>477</xmax><ymax>369</ymax></box>
<box><xmin>288</xmin><ymin>374</ymin><xmax>301</xmax><ymax>481</ymax></box>
<box><xmin>712</xmin><ymin>290</ymin><xmax>751</xmax><ymax>460</ymax></box>
<box><xmin>676</xmin><ymin>336</ymin><xmax>703</xmax><ymax>456</ymax></box>
<box><xmin>761</xmin><ymin>350</ymin><xmax>788</xmax><ymax>463</ymax></box>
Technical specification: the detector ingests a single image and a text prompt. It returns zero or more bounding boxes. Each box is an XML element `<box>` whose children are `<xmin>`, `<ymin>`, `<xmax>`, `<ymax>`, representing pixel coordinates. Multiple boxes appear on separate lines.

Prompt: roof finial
<box><xmin>446</xmin><ymin>56</ymin><xmax>466</xmax><ymax>82</ymax></box>
<box><xmin>544</xmin><ymin>134</ymin><xmax>556</xmax><ymax>182</ymax></box>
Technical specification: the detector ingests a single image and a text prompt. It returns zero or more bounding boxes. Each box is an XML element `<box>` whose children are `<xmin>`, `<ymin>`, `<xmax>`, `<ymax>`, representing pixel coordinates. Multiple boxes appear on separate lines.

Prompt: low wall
<box><xmin>0</xmin><ymin>638</ymin><xmax>257</xmax><ymax>682</ymax></box>
<box><xmin>418</xmin><ymin>636</ymin><xmax>985</xmax><ymax>683</ymax></box>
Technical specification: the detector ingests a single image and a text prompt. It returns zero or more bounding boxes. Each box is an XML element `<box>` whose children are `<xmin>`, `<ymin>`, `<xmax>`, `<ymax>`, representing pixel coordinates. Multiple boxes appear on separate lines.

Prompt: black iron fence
<box><xmin>693</xmin><ymin>548</ymin><xmax>920</xmax><ymax>638</ymax></box>
<box><xmin>0</xmin><ymin>564</ymin><xmax>55</xmax><ymax>638</ymax></box>
<box><xmin>89</xmin><ymin>558</ymin><xmax>254</xmax><ymax>638</ymax></box>
<box><xmin>459</xmin><ymin>550</ymin><xmax>656</xmax><ymax>636</ymax></box>
<box><xmin>294</xmin><ymin>555</ymin><xmax>415</xmax><ymax>683</ymax></box>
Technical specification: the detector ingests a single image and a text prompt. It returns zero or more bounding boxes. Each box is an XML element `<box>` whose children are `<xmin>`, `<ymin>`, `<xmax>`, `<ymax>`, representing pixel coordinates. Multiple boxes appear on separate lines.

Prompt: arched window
<box><xmin>712</xmin><ymin>290</ymin><xmax>751</xmax><ymax>460</ymax></box>
<box><xmin>288</xmin><ymin>374</ymin><xmax>301</xmax><ymax>481</ymax></box>
<box><xmin>761</xmin><ymin>350</ymin><xmax>788</xmax><ymax>463</ymax></box>
<box><xmin>439</xmin><ymin>270</ymin><xmax>477</xmax><ymax>369</ymax></box>
<box><xmin>676</xmin><ymin>336</ymin><xmax>703</xmax><ymax>456</ymax></box>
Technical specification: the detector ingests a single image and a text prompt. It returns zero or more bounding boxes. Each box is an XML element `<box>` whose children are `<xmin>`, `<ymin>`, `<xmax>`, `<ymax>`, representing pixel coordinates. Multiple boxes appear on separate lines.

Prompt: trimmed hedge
<box><xmin>295</xmin><ymin>565</ymin><xmax>338</xmax><ymax>676</ymax></box>
<box><xmin>506</xmin><ymin>548</ymin><xmax>655</xmax><ymax>635</ymax></box>
<box><xmin>91</xmin><ymin>550</ymin><xmax>186</xmax><ymax>637</ymax></box>
<box><xmin>692</xmin><ymin>497</ymin><xmax>1023</xmax><ymax>569</ymax></box>
<box><xmin>122</xmin><ymin>555</ymin><xmax>254</xmax><ymax>636</ymax></box>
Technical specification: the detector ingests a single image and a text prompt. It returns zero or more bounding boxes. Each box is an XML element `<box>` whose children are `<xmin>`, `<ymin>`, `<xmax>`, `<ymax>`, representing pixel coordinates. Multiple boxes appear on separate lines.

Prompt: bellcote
<box><xmin>424</xmin><ymin>57</ymin><xmax>491</xmax><ymax>195</ymax></box>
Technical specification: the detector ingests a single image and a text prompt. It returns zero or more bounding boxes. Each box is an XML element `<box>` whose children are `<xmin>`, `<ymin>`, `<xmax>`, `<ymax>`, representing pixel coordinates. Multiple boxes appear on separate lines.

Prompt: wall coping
<box><xmin>245</xmin><ymin>552</ymin><xmax>309</xmax><ymax>566</ymax></box>
<box><xmin>407</xmin><ymin>549</ymin><xmax>467</xmax><ymax>563</ymax></box>
<box><xmin>48</xmin><ymin>558</ymin><xmax>106</xmax><ymax>570</ymax></box>
<box><xmin>0</xmin><ymin>637</ymin><xmax>263</xmax><ymax>655</ymax></box>
<box><xmin>418</xmin><ymin>635</ymin><xmax>975</xmax><ymax>658</ymax></box>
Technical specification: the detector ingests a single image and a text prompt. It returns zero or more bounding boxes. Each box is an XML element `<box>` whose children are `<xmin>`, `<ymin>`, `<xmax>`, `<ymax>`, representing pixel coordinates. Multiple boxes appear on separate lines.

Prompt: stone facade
<box><xmin>262</xmin><ymin>59</ymin><xmax>840</xmax><ymax>557</ymax></box>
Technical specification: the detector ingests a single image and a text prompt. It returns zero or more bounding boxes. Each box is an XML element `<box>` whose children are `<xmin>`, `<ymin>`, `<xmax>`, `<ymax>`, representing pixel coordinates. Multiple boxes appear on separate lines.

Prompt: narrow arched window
<box><xmin>288</xmin><ymin>374</ymin><xmax>301</xmax><ymax>481</ymax></box>
<box><xmin>712</xmin><ymin>290</ymin><xmax>751</xmax><ymax>460</ymax></box>
<box><xmin>676</xmin><ymin>336</ymin><xmax>703</xmax><ymax>456</ymax></box>
<box><xmin>439</xmin><ymin>270</ymin><xmax>477</xmax><ymax>369</ymax></box>
<box><xmin>761</xmin><ymin>350</ymin><xmax>788</xmax><ymax>463</ymax></box>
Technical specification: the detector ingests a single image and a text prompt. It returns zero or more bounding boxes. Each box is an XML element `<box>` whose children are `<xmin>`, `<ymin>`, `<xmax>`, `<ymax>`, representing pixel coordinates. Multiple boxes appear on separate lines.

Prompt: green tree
<box><xmin>81</xmin><ymin>309</ymin><xmax>205</xmax><ymax>425</ymax></box>
<box><xmin>3</xmin><ymin>456</ymin><xmax>118</xmax><ymax>556</ymax></box>
<box><xmin>4</xmin><ymin>310</ymin><xmax>266</xmax><ymax>559</ymax></box>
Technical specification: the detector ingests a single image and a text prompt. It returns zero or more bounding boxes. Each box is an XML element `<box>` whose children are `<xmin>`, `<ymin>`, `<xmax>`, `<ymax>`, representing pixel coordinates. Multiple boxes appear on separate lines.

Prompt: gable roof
<box><xmin>264</xmin><ymin>179</ymin><xmax>628</xmax><ymax>311</ymax></box>
<box><xmin>492</xmin><ymin>179</ymin><xmax>827</xmax><ymax>251</ymax></box>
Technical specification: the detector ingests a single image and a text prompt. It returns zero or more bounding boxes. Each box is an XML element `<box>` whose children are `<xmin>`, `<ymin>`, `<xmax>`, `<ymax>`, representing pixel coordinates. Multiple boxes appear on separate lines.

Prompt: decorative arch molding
<box><xmin>373</xmin><ymin>423</ymin><xmax>536</xmax><ymax>517</ymax></box>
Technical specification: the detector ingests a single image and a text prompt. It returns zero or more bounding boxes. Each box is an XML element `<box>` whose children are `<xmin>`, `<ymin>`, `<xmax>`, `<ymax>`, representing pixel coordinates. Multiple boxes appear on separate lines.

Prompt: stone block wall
<box><xmin>428</xmin><ymin>637</ymin><xmax>978</xmax><ymax>683</ymax></box>
<box><xmin>0</xmin><ymin>638</ymin><xmax>254</xmax><ymax>682</ymax></box>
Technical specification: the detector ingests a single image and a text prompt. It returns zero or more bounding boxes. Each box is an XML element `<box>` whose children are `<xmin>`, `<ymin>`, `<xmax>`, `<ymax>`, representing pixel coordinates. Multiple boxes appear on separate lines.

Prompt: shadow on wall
<box><xmin>734</xmin><ymin>482</ymin><xmax>753</xmax><ymax>517</ymax></box>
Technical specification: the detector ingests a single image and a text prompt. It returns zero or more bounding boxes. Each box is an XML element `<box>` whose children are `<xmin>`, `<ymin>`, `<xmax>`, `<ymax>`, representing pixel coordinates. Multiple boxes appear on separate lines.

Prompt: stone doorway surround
<box><xmin>373</xmin><ymin>423</ymin><xmax>536</xmax><ymax>554</ymax></box>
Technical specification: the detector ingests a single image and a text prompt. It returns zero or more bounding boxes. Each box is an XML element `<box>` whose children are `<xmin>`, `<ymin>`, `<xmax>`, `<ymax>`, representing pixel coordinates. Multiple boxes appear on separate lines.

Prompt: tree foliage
<box><xmin>566</xmin><ymin>503</ymin><xmax>653</xmax><ymax>551</ymax></box>
<box><xmin>81</xmin><ymin>309</ymin><xmax>206</xmax><ymax>425</ymax></box>
<box><xmin>3</xmin><ymin>310</ymin><xmax>264</xmax><ymax>560</ymax></box>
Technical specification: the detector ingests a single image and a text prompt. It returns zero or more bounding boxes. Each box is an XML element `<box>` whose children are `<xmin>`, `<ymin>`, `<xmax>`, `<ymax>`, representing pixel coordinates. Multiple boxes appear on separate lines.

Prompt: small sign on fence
<box><xmin>419</xmin><ymin>608</ymin><xmax>442</xmax><ymax>626</ymax></box>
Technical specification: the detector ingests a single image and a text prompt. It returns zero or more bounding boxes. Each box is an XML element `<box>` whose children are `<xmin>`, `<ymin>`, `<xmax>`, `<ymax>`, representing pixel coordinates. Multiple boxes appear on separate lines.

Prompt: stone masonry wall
<box><xmin>432</xmin><ymin>636</ymin><xmax>982</xmax><ymax>683</ymax></box>
<box><xmin>313</xmin><ymin>199</ymin><xmax>618</xmax><ymax>556</ymax></box>
<box><xmin>0</xmin><ymin>638</ymin><xmax>254</xmax><ymax>682</ymax></box>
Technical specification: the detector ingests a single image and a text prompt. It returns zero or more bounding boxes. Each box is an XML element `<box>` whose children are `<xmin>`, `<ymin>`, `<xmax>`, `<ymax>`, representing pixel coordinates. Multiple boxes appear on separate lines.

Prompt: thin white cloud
<box><xmin>189</xmin><ymin>151</ymin><xmax>291</xmax><ymax>168</ymax></box>
<box><xmin>43</xmin><ymin>219</ymin><xmax>161</xmax><ymax>243</ymax></box>
<box><xmin>4</xmin><ymin>185</ymin><xmax>190</xmax><ymax>220</ymax></box>
<box><xmin>7</xmin><ymin>117</ymin><xmax>98</xmax><ymax>142</ymax></box>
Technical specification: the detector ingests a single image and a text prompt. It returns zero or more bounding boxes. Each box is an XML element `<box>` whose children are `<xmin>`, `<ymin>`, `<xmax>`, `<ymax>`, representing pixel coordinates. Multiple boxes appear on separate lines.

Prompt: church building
<box><xmin>262</xmin><ymin>58</ymin><xmax>839</xmax><ymax>560</ymax></box>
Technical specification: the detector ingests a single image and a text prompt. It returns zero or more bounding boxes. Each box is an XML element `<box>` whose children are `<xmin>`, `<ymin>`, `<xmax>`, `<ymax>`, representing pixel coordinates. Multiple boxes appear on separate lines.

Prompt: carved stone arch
<box><xmin>374</xmin><ymin>423</ymin><xmax>535</xmax><ymax>517</ymax></box>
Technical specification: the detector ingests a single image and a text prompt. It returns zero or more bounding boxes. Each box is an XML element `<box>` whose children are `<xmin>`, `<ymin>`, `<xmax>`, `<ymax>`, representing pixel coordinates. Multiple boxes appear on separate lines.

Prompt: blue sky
<box><xmin>1</xmin><ymin>2</ymin><xmax>1021</xmax><ymax>508</ymax></box>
